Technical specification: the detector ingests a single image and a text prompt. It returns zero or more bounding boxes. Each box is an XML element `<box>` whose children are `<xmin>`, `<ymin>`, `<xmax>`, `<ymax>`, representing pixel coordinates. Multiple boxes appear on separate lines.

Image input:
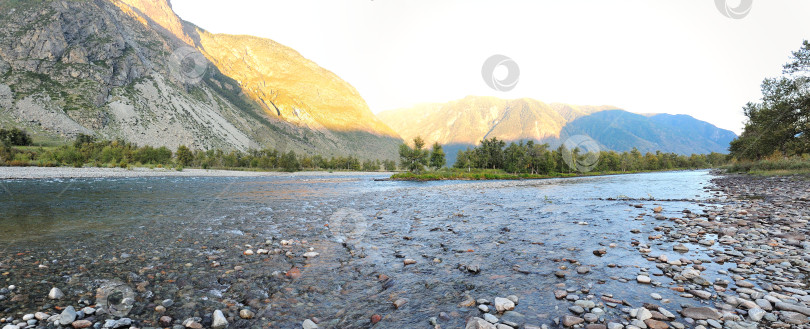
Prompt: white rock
<box><xmin>681</xmin><ymin>268</ymin><xmax>701</xmax><ymax>279</ymax></box>
<box><xmin>302</xmin><ymin>252</ymin><xmax>319</xmax><ymax>258</ymax></box>
<box><xmin>636</xmin><ymin>308</ymin><xmax>652</xmax><ymax>321</ymax></box>
<box><xmin>494</xmin><ymin>297</ymin><xmax>515</xmax><ymax>312</ymax></box>
<box><xmin>212</xmin><ymin>310</ymin><xmax>228</xmax><ymax>329</ymax></box>
<box><xmin>302</xmin><ymin>319</ymin><xmax>318</xmax><ymax>329</ymax></box>
<box><xmin>48</xmin><ymin>287</ymin><xmax>64</xmax><ymax>299</ymax></box>
<box><xmin>637</xmin><ymin>275</ymin><xmax>651</xmax><ymax>284</ymax></box>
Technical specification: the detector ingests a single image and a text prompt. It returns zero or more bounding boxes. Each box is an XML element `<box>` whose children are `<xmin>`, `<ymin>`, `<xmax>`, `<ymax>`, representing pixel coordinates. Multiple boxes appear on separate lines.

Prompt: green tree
<box><xmin>429</xmin><ymin>142</ymin><xmax>446</xmax><ymax>170</ymax></box>
<box><xmin>280</xmin><ymin>150</ymin><xmax>300</xmax><ymax>172</ymax></box>
<box><xmin>730</xmin><ymin>40</ymin><xmax>810</xmax><ymax>160</ymax></box>
<box><xmin>176</xmin><ymin>145</ymin><xmax>193</xmax><ymax>166</ymax></box>
<box><xmin>383</xmin><ymin>159</ymin><xmax>397</xmax><ymax>171</ymax></box>
<box><xmin>399</xmin><ymin>136</ymin><xmax>429</xmax><ymax>173</ymax></box>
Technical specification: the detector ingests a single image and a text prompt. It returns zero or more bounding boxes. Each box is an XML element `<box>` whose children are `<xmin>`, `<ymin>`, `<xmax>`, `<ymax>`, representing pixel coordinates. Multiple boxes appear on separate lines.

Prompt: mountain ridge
<box><xmin>378</xmin><ymin>96</ymin><xmax>736</xmax><ymax>164</ymax></box>
<box><xmin>0</xmin><ymin>0</ymin><xmax>401</xmax><ymax>159</ymax></box>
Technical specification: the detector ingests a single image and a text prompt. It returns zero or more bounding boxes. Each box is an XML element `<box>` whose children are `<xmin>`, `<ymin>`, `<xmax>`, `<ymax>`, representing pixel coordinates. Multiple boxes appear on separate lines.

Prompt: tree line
<box><xmin>0</xmin><ymin>133</ymin><xmax>397</xmax><ymax>172</ymax></box>
<box><xmin>729</xmin><ymin>40</ymin><xmax>810</xmax><ymax>160</ymax></box>
<box><xmin>400</xmin><ymin>136</ymin><xmax>727</xmax><ymax>174</ymax></box>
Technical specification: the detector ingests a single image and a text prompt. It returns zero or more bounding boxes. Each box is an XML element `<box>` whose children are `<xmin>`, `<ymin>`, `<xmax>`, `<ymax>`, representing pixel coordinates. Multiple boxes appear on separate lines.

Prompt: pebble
<box><xmin>650</xmin><ymin>293</ymin><xmax>662</xmax><ymax>300</ymax></box>
<box><xmin>637</xmin><ymin>275</ymin><xmax>651</xmax><ymax>284</ymax></box>
<box><xmin>403</xmin><ymin>259</ymin><xmax>416</xmax><ymax>265</ymax></box>
<box><xmin>59</xmin><ymin>306</ymin><xmax>77</xmax><ymax>326</ymax></box>
<box><xmin>562</xmin><ymin>315</ymin><xmax>584</xmax><ymax>327</ymax></box>
<box><xmin>211</xmin><ymin>310</ymin><xmax>228</xmax><ymax>329</ymax></box>
<box><xmin>239</xmin><ymin>309</ymin><xmax>254</xmax><ymax>319</ymax></box>
<box><xmin>72</xmin><ymin>320</ymin><xmax>92</xmax><ymax>328</ymax></box>
<box><xmin>48</xmin><ymin>287</ymin><xmax>64</xmax><ymax>299</ymax></box>
<box><xmin>302</xmin><ymin>319</ymin><xmax>318</xmax><ymax>329</ymax></box>
<box><xmin>494</xmin><ymin>297</ymin><xmax>515</xmax><ymax>312</ymax></box>
<box><xmin>159</xmin><ymin>316</ymin><xmax>173</xmax><ymax>326</ymax></box>
<box><xmin>393</xmin><ymin>299</ymin><xmax>407</xmax><ymax>309</ymax></box>
<box><xmin>483</xmin><ymin>313</ymin><xmax>499</xmax><ymax>323</ymax></box>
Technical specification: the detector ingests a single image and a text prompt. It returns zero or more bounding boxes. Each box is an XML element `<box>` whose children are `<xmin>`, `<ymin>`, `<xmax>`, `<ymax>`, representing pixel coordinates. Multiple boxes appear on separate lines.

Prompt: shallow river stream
<box><xmin>0</xmin><ymin>170</ymin><xmax>730</xmax><ymax>328</ymax></box>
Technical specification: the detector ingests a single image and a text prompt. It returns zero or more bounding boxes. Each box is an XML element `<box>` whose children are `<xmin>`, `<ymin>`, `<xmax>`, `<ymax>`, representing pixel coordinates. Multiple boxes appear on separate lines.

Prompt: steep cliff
<box><xmin>0</xmin><ymin>0</ymin><xmax>401</xmax><ymax>159</ymax></box>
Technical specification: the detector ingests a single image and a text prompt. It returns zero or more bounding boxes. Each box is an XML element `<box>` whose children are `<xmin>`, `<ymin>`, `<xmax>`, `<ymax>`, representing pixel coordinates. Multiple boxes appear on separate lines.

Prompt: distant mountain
<box><xmin>0</xmin><ymin>0</ymin><xmax>401</xmax><ymax>159</ymax></box>
<box><xmin>378</xmin><ymin>96</ymin><xmax>736</xmax><ymax>165</ymax></box>
<box><xmin>558</xmin><ymin>110</ymin><xmax>738</xmax><ymax>154</ymax></box>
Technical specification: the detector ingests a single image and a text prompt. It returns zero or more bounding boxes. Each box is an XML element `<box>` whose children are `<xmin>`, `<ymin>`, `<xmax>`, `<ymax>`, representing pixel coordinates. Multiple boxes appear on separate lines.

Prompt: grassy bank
<box><xmin>389</xmin><ymin>168</ymin><xmax>699</xmax><ymax>181</ymax></box>
<box><xmin>724</xmin><ymin>156</ymin><xmax>810</xmax><ymax>176</ymax></box>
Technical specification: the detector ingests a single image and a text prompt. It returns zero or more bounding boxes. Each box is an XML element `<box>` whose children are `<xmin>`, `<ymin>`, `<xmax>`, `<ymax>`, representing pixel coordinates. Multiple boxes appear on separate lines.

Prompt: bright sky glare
<box><xmin>171</xmin><ymin>0</ymin><xmax>810</xmax><ymax>134</ymax></box>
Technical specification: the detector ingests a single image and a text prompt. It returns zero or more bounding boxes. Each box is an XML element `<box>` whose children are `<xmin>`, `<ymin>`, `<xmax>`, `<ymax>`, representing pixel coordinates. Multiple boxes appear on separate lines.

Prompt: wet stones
<box><xmin>644</xmin><ymin>319</ymin><xmax>669</xmax><ymax>329</ymax></box>
<box><xmin>673</xmin><ymin>244</ymin><xmax>689</xmax><ymax>252</ymax></box>
<box><xmin>466</xmin><ymin>317</ymin><xmax>496</xmax><ymax>329</ymax></box>
<box><xmin>593</xmin><ymin>248</ymin><xmax>607</xmax><ymax>257</ymax></box>
<box><xmin>774</xmin><ymin>301</ymin><xmax>810</xmax><ymax>316</ymax></box>
<box><xmin>680</xmin><ymin>307</ymin><xmax>721</xmax><ymax>320</ymax></box>
<box><xmin>576</xmin><ymin>266</ymin><xmax>591</xmax><ymax>274</ymax></box>
<box><xmin>393</xmin><ymin>298</ymin><xmax>407</xmax><ymax>309</ymax></box>
<box><xmin>636</xmin><ymin>275</ymin><xmax>651</xmax><ymax>284</ymax></box>
<box><xmin>494</xmin><ymin>297</ymin><xmax>515</xmax><ymax>312</ymax></box>
<box><xmin>747</xmin><ymin>308</ymin><xmax>766</xmax><ymax>322</ymax></box>
<box><xmin>59</xmin><ymin>306</ymin><xmax>77</xmax><ymax>326</ymax></box>
<box><xmin>562</xmin><ymin>315</ymin><xmax>584</xmax><ymax>327</ymax></box>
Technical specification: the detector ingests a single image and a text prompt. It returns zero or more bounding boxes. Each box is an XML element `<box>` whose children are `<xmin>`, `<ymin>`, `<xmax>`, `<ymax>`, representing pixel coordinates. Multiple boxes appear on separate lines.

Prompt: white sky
<box><xmin>170</xmin><ymin>0</ymin><xmax>810</xmax><ymax>134</ymax></box>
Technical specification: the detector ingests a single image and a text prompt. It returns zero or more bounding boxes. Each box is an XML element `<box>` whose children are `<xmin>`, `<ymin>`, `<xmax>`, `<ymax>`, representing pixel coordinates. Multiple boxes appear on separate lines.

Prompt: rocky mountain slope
<box><xmin>378</xmin><ymin>96</ymin><xmax>736</xmax><ymax>164</ymax></box>
<box><xmin>0</xmin><ymin>0</ymin><xmax>401</xmax><ymax>159</ymax></box>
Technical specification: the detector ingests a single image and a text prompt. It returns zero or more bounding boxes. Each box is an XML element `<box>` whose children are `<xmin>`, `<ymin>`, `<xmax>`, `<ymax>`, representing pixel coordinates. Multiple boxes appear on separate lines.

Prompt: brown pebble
<box><xmin>371</xmin><ymin>314</ymin><xmax>382</xmax><ymax>324</ymax></box>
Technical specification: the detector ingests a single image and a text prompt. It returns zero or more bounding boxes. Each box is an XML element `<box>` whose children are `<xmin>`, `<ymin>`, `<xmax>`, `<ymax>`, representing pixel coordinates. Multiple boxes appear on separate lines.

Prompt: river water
<box><xmin>0</xmin><ymin>170</ymin><xmax>728</xmax><ymax>328</ymax></box>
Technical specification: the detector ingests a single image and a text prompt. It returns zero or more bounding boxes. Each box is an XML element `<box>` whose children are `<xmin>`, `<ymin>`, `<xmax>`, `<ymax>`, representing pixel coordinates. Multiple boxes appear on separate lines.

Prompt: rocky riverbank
<box><xmin>0</xmin><ymin>171</ymin><xmax>809</xmax><ymax>329</ymax></box>
<box><xmin>497</xmin><ymin>173</ymin><xmax>809</xmax><ymax>329</ymax></box>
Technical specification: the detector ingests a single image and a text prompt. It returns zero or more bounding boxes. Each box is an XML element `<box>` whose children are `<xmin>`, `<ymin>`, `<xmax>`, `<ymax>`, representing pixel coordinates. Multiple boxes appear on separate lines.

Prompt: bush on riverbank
<box><xmin>725</xmin><ymin>154</ymin><xmax>810</xmax><ymax>174</ymax></box>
